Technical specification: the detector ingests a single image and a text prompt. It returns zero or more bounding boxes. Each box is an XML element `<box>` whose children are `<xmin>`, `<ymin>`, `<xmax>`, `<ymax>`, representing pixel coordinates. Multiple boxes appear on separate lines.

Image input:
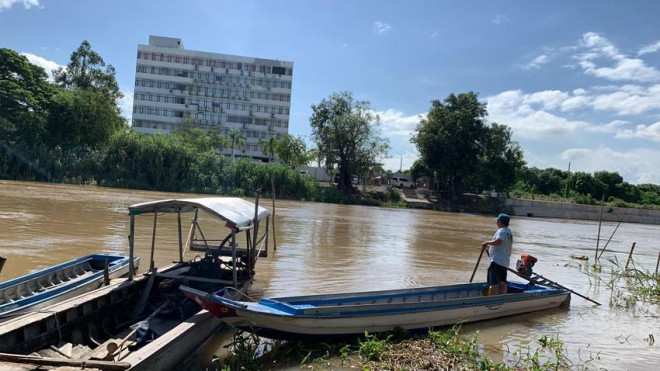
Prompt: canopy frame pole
<box><xmin>251</xmin><ymin>189</ymin><xmax>262</xmax><ymax>278</ymax></box>
<box><xmin>264</xmin><ymin>216</ymin><xmax>270</xmax><ymax>256</ymax></box>
<box><xmin>183</xmin><ymin>208</ymin><xmax>198</xmax><ymax>256</ymax></box>
<box><xmin>149</xmin><ymin>211</ymin><xmax>158</xmax><ymax>272</ymax></box>
<box><xmin>231</xmin><ymin>229</ymin><xmax>237</xmax><ymax>288</ymax></box>
<box><xmin>177</xmin><ymin>207</ymin><xmax>183</xmax><ymax>263</ymax></box>
<box><xmin>128</xmin><ymin>214</ymin><xmax>135</xmax><ymax>280</ymax></box>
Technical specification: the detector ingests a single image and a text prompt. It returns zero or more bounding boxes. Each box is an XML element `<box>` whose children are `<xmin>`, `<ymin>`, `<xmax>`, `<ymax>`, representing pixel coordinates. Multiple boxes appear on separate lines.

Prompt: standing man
<box><xmin>481</xmin><ymin>213</ymin><xmax>513</xmax><ymax>295</ymax></box>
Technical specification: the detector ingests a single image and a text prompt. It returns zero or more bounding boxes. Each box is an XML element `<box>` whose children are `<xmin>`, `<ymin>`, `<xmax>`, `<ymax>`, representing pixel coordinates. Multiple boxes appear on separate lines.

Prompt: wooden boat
<box><xmin>0</xmin><ymin>254</ymin><xmax>138</xmax><ymax>321</ymax></box>
<box><xmin>0</xmin><ymin>197</ymin><xmax>271</xmax><ymax>370</ymax></box>
<box><xmin>181</xmin><ymin>281</ymin><xmax>571</xmax><ymax>340</ymax></box>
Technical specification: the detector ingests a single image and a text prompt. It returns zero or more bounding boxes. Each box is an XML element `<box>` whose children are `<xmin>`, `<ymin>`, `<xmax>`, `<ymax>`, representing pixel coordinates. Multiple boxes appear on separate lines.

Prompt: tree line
<box><xmin>408</xmin><ymin>92</ymin><xmax>660</xmax><ymax>207</ymax></box>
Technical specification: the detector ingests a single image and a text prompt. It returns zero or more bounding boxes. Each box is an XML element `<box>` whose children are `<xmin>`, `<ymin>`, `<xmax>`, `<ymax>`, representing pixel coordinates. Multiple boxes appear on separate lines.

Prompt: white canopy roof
<box><xmin>128</xmin><ymin>197</ymin><xmax>270</xmax><ymax>229</ymax></box>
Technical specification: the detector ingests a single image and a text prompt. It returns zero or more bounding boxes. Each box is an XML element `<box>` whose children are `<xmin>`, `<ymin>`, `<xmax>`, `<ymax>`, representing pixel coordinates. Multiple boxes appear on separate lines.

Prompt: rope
<box><xmin>223</xmin><ymin>287</ymin><xmax>258</xmax><ymax>302</ymax></box>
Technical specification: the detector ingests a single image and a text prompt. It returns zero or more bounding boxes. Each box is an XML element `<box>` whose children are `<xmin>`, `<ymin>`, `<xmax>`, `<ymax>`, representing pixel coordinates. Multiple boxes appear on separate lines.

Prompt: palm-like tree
<box><xmin>258</xmin><ymin>135</ymin><xmax>279</xmax><ymax>162</ymax></box>
<box><xmin>228</xmin><ymin>128</ymin><xmax>246</xmax><ymax>163</ymax></box>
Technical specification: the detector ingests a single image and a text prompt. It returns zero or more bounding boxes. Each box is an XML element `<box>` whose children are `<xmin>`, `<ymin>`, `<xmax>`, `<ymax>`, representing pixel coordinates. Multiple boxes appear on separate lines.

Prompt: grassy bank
<box><xmin>208</xmin><ymin>325</ymin><xmax>593</xmax><ymax>370</ymax></box>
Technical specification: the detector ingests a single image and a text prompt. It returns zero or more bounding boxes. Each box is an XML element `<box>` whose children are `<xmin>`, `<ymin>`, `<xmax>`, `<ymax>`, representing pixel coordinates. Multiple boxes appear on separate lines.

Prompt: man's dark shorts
<box><xmin>487</xmin><ymin>262</ymin><xmax>507</xmax><ymax>285</ymax></box>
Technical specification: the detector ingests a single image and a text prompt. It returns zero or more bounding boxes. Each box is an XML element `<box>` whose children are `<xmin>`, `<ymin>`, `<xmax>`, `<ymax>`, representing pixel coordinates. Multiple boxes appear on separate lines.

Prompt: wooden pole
<box><xmin>624</xmin><ymin>242</ymin><xmax>636</xmax><ymax>271</ymax></box>
<box><xmin>271</xmin><ymin>177</ymin><xmax>278</xmax><ymax>251</ymax></box>
<box><xmin>149</xmin><ymin>212</ymin><xmax>158</xmax><ymax>272</ymax></box>
<box><xmin>177</xmin><ymin>208</ymin><xmax>183</xmax><ymax>263</ymax></box>
<box><xmin>595</xmin><ymin>195</ymin><xmax>605</xmax><ymax>262</ymax></box>
<box><xmin>597</xmin><ymin>208</ymin><xmax>628</xmax><ymax>261</ymax></box>
<box><xmin>469</xmin><ymin>248</ymin><xmax>485</xmax><ymax>283</ymax></box>
<box><xmin>128</xmin><ymin>215</ymin><xmax>135</xmax><ymax>280</ymax></box>
<box><xmin>655</xmin><ymin>251</ymin><xmax>660</xmax><ymax>276</ymax></box>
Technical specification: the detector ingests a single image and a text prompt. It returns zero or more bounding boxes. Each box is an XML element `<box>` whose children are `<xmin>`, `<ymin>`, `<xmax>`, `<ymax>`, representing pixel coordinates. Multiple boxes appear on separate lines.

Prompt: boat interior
<box><xmin>0</xmin><ymin>255</ymin><xmax>125</xmax><ymax>307</ymax></box>
<box><xmin>255</xmin><ymin>282</ymin><xmax>541</xmax><ymax>315</ymax></box>
<box><xmin>0</xmin><ymin>252</ymin><xmax>250</xmax><ymax>363</ymax></box>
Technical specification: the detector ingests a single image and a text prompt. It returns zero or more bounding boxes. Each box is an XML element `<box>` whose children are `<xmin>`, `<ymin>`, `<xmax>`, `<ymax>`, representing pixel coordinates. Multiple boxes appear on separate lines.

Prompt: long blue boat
<box><xmin>0</xmin><ymin>253</ymin><xmax>139</xmax><ymax>320</ymax></box>
<box><xmin>182</xmin><ymin>281</ymin><xmax>570</xmax><ymax>340</ymax></box>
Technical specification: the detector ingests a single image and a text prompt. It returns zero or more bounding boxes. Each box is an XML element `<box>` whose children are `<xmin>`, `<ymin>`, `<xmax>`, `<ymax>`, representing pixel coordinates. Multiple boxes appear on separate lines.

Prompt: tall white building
<box><xmin>132</xmin><ymin>35</ymin><xmax>293</xmax><ymax>161</ymax></box>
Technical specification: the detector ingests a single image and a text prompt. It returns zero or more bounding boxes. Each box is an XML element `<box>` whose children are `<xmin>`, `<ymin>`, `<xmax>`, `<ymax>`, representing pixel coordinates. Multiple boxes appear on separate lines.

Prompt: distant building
<box><xmin>132</xmin><ymin>35</ymin><xmax>293</xmax><ymax>161</ymax></box>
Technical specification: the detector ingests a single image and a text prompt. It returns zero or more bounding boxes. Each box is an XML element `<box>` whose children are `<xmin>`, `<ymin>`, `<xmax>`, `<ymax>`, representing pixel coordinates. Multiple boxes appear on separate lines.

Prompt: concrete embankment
<box><xmin>503</xmin><ymin>198</ymin><xmax>660</xmax><ymax>225</ymax></box>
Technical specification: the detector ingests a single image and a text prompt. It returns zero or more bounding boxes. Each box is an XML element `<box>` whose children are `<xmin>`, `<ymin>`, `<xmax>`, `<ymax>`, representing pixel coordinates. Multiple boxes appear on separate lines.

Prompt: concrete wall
<box><xmin>504</xmin><ymin>198</ymin><xmax>660</xmax><ymax>225</ymax></box>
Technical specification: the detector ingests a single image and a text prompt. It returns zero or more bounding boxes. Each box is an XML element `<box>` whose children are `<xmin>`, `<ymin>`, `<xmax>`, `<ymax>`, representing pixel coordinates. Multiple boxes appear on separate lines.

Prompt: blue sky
<box><xmin>3</xmin><ymin>0</ymin><xmax>660</xmax><ymax>184</ymax></box>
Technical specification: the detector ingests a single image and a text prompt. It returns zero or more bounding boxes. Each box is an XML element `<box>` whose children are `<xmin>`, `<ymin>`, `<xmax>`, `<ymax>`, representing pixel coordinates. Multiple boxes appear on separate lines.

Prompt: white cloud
<box><xmin>574</xmin><ymin>32</ymin><xmax>660</xmax><ymax>82</ymax></box>
<box><xmin>430</xmin><ymin>30</ymin><xmax>439</xmax><ymax>38</ymax></box>
<box><xmin>20</xmin><ymin>52</ymin><xmax>63</xmax><ymax>80</ymax></box>
<box><xmin>373</xmin><ymin>21</ymin><xmax>391</xmax><ymax>35</ymax></box>
<box><xmin>373</xmin><ymin>109</ymin><xmax>423</xmax><ymax>139</ymax></box>
<box><xmin>579</xmin><ymin>32</ymin><xmax>624</xmax><ymax>60</ymax></box>
<box><xmin>525</xmin><ymin>90</ymin><xmax>569</xmax><ymax>110</ymax></box>
<box><xmin>590</xmin><ymin>84</ymin><xmax>660</xmax><ymax>115</ymax></box>
<box><xmin>340</xmin><ymin>43</ymin><xmax>348</xmax><ymax>50</ymax></box>
<box><xmin>560</xmin><ymin>95</ymin><xmax>590</xmax><ymax>111</ymax></box>
<box><xmin>615</xmin><ymin>121</ymin><xmax>660</xmax><ymax>142</ymax></box>
<box><xmin>118</xmin><ymin>91</ymin><xmax>134</xmax><ymax>123</ymax></box>
<box><xmin>486</xmin><ymin>90</ymin><xmax>587</xmax><ymax>139</ymax></box>
<box><xmin>0</xmin><ymin>0</ymin><xmax>39</xmax><ymax>11</ymax></box>
<box><xmin>638</xmin><ymin>41</ymin><xmax>660</xmax><ymax>56</ymax></box>
<box><xmin>492</xmin><ymin>14</ymin><xmax>509</xmax><ymax>25</ymax></box>
<box><xmin>584</xmin><ymin>119</ymin><xmax>630</xmax><ymax>134</ymax></box>
<box><xmin>560</xmin><ymin>147</ymin><xmax>660</xmax><ymax>184</ymax></box>
<box><xmin>522</xmin><ymin>55</ymin><xmax>549</xmax><ymax>70</ymax></box>
<box><xmin>581</xmin><ymin>58</ymin><xmax>660</xmax><ymax>82</ymax></box>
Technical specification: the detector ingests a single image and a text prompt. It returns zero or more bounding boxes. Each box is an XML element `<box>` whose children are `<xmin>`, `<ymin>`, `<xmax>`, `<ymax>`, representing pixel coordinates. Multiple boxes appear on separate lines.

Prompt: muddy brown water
<box><xmin>1</xmin><ymin>180</ymin><xmax>658</xmax><ymax>369</ymax></box>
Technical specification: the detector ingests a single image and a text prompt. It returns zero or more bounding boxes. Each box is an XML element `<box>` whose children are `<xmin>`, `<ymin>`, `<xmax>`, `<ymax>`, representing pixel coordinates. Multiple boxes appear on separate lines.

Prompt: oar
<box><xmin>506</xmin><ymin>267</ymin><xmax>601</xmax><ymax>306</ymax></box>
<box><xmin>469</xmin><ymin>248</ymin><xmax>486</xmax><ymax>283</ymax></box>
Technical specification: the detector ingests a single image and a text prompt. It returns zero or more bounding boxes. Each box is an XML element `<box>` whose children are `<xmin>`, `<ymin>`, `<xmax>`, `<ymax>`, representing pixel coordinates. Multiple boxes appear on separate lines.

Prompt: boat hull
<box><xmin>184</xmin><ymin>282</ymin><xmax>570</xmax><ymax>340</ymax></box>
<box><xmin>0</xmin><ymin>253</ymin><xmax>139</xmax><ymax>320</ymax></box>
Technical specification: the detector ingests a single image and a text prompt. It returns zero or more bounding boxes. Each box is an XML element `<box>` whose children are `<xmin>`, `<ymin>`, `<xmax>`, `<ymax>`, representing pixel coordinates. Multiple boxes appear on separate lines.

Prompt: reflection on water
<box><xmin>1</xmin><ymin>180</ymin><xmax>659</xmax><ymax>369</ymax></box>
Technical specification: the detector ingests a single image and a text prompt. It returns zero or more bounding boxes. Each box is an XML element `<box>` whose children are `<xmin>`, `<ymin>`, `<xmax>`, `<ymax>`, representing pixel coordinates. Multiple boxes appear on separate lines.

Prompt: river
<box><xmin>1</xmin><ymin>180</ymin><xmax>658</xmax><ymax>369</ymax></box>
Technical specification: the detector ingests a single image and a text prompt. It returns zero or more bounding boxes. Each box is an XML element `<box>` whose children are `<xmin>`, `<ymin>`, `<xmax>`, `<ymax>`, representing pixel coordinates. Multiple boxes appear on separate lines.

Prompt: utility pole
<box><xmin>399</xmin><ymin>157</ymin><xmax>402</xmax><ymax>173</ymax></box>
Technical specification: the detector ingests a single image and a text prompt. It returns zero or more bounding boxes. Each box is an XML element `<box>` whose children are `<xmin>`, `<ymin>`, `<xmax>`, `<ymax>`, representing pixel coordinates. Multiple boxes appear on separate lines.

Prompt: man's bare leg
<box><xmin>499</xmin><ymin>282</ymin><xmax>508</xmax><ymax>294</ymax></box>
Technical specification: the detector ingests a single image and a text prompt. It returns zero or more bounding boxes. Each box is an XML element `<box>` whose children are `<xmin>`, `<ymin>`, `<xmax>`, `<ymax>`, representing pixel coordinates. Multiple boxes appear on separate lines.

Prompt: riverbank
<box><xmin>401</xmin><ymin>189</ymin><xmax>660</xmax><ymax>225</ymax></box>
<box><xmin>212</xmin><ymin>325</ymin><xmax>589</xmax><ymax>370</ymax></box>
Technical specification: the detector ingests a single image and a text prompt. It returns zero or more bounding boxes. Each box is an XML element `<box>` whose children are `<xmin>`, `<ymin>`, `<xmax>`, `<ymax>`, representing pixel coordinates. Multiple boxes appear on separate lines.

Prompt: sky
<box><xmin>2</xmin><ymin>0</ymin><xmax>660</xmax><ymax>184</ymax></box>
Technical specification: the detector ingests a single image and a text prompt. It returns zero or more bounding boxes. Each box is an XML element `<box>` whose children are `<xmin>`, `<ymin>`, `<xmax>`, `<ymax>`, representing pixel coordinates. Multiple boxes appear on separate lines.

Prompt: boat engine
<box><xmin>516</xmin><ymin>253</ymin><xmax>537</xmax><ymax>279</ymax></box>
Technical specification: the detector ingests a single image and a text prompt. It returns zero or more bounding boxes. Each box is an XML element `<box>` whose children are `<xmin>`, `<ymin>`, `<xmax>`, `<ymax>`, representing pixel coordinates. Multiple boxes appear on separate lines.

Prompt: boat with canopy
<box><xmin>0</xmin><ymin>196</ymin><xmax>270</xmax><ymax>370</ymax></box>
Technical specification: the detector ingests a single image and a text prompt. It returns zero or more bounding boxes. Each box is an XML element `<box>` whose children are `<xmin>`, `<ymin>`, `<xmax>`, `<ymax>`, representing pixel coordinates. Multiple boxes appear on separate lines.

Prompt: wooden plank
<box><xmin>155</xmin><ymin>273</ymin><xmax>234</xmax><ymax>285</ymax></box>
<box><xmin>0</xmin><ymin>352</ymin><xmax>131</xmax><ymax>370</ymax></box>
<box><xmin>58</xmin><ymin>342</ymin><xmax>73</xmax><ymax>358</ymax></box>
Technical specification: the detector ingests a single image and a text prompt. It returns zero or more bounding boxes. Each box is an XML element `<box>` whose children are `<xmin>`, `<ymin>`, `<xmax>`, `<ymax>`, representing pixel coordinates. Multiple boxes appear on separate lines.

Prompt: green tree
<box><xmin>594</xmin><ymin>170</ymin><xmax>623</xmax><ymax>198</ymax></box>
<box><xmin>309</xmin><ymin>91</ymin><xmax>389</xmax><ymax>192</ymax></box>
<box><xmin>276</xmin><ymin>134</ymin><xmax>308</xmax><ymax>168</ymax></box>
<box><xmin>410</xmin><ymin>159</ymin><xmax>431</xmax><ymax>184</ymax></box>
<box><xmin>471</xmin><ymin>123</ymin><xmax>525</xmax><ymax>193</ymax></box>
<box><xmin>228</xmin><ymin>128</ymin><xmax>246</xmax><ymax>163</ymax></box>
<box><xmin>53</xmin><ymin>40</ymin><xmax>122</xmax><ymax>101</ymax></box>
<box><xmin>47</xmin><ymin>89</ymin><xmax>125</xmax><ymax>148</ymax></box>
<box><xmin>0</xmin><ymin>48</ymin><xmax>54</xmax><ymax>146</ymax></box>
<box><xmin>258</xmin><ymin>135</ymin><xmax>279</xmax><ymax>162</ymax></box>
<box><xmin>175</xmin><ymin>115</ymin><xmax>229</xmax><ymax>153</ymax></box>
<box><xmin>411</xmin><ymin>92</ymin><xmax>488</xmax><ymax>200</ymax></box>
<box><xmin>570</xmin><ymin>171</ymin><xmax>605</xmax><ymax>199</ymax></box>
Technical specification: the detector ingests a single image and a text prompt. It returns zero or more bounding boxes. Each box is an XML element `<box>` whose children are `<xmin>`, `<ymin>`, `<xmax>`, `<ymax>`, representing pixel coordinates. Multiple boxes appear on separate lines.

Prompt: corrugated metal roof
<box><xmin>128</xmin><ymin>197</ymin><xmax>269</xmax><ymax>229</ymax></box>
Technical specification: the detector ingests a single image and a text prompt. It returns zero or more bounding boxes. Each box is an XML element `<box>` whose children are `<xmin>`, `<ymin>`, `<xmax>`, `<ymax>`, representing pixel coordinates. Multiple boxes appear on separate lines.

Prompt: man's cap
<box><xmin>495</xmin><ymin>213</ymin><xmax>510</xmax><ymax>223</ymax></box>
